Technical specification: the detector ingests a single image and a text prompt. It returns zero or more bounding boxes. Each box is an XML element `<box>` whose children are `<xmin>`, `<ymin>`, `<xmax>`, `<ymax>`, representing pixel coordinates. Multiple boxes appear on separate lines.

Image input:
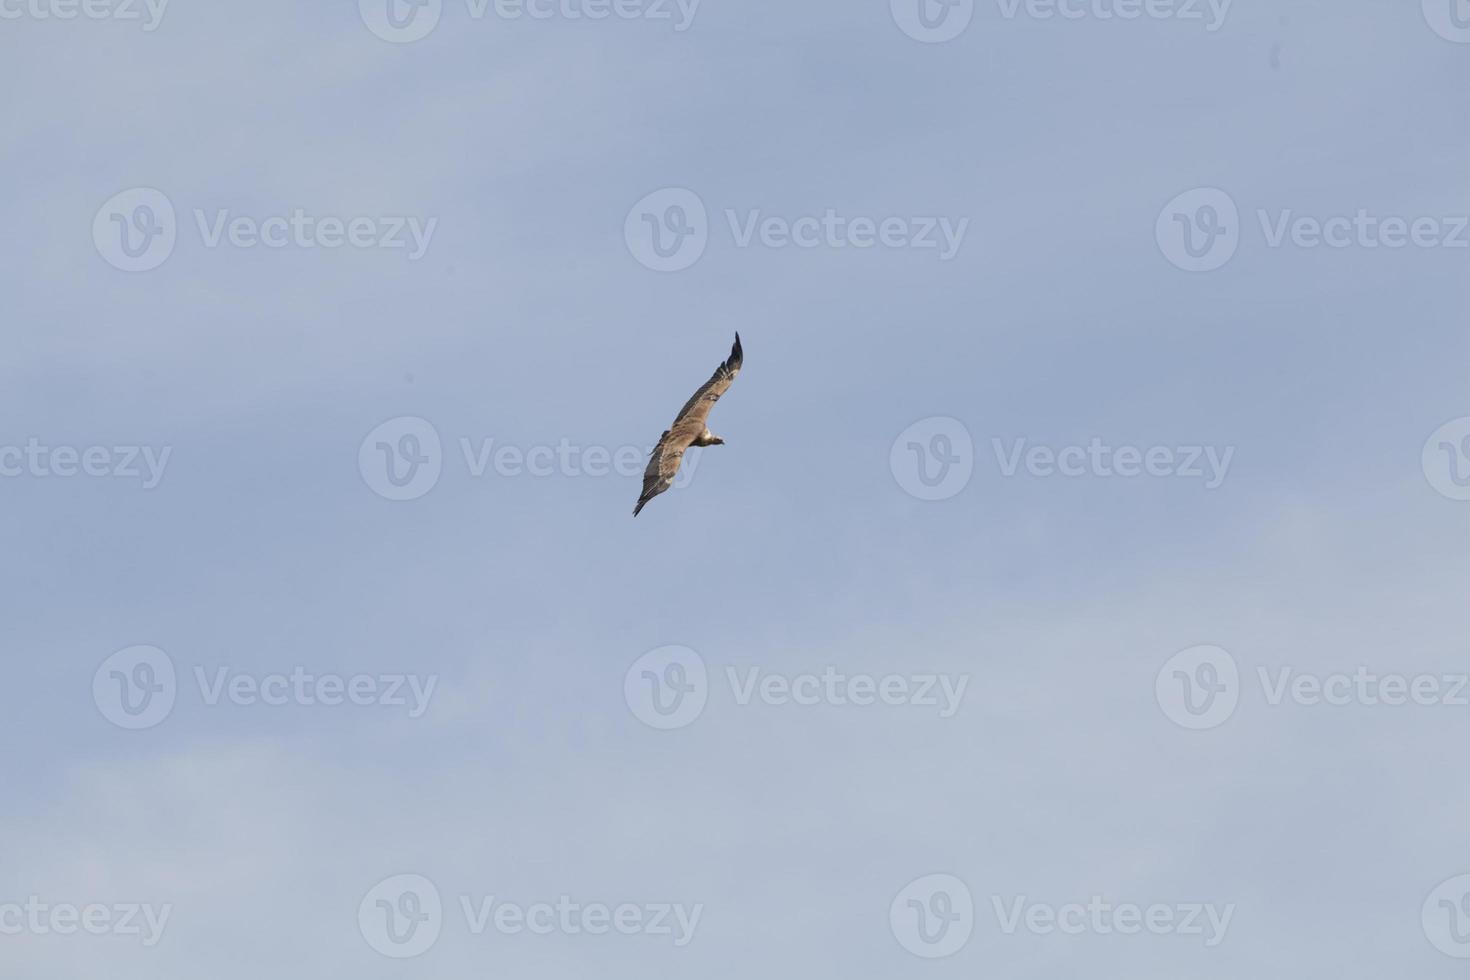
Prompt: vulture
<box><xmin>634</xmin><ymin>333</ymin><xmax>743</xmax><ymax>516</ymax></box>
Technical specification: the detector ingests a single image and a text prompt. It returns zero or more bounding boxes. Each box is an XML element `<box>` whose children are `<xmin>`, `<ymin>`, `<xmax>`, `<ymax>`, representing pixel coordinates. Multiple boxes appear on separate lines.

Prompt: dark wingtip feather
<box><xmin>730</xmin><ymin>332</ymin><xmax>743</xmax><ymax>368</ymax></box>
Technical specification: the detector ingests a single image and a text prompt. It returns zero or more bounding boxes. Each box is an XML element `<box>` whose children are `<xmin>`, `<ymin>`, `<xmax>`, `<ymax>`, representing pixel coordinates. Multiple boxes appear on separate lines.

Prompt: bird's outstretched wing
<box><xmin>634</xmin><ymin>430</ymin><xmax>682</xmax><ymax>517</ymax></box>
<box><xmin>670</xmin><ymin>332</ymin><xmax>743</xmax><ymax>434</ymax></box>
<box><xmin>632</xmin><ymin>333</ymin><xmax>743</xmax><ymax>517</ymax></box>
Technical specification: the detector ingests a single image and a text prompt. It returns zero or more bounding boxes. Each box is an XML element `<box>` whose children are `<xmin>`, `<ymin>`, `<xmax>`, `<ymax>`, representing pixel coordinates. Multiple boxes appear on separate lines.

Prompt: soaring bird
<box><xmin>634</xmin><ymin>333</ymin><xmax>743</xmax><ymax>516</ymax></box>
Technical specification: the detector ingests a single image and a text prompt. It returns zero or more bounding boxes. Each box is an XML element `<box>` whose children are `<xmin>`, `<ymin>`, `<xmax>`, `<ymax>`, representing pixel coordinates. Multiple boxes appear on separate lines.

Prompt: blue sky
<box><xmin>4</xmin><ymin>0</ymin><xmax>1470</xmax><ymax>976</ymax></box>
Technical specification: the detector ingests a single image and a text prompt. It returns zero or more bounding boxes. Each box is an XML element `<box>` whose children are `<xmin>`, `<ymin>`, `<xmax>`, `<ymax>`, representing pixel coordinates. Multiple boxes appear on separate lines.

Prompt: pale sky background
<box><xmin>4</xmin><ymin>0</ymin><xmax>1470</xmax><ymax>976</ymax></box>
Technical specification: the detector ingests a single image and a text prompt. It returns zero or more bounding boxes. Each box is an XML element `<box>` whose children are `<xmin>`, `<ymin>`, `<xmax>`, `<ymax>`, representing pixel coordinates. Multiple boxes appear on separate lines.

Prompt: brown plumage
<box><xmin>634</xmin><ymin>333</ymin><xmax>743</xmax><ymax>516</ymax></box>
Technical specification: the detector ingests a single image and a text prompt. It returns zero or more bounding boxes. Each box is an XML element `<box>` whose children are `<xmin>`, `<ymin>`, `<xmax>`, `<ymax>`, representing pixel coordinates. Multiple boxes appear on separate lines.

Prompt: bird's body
<box><xmin>634</xmin><ymin>334</ymin><xmax>743</xmax><ymax>516</ymax></box>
